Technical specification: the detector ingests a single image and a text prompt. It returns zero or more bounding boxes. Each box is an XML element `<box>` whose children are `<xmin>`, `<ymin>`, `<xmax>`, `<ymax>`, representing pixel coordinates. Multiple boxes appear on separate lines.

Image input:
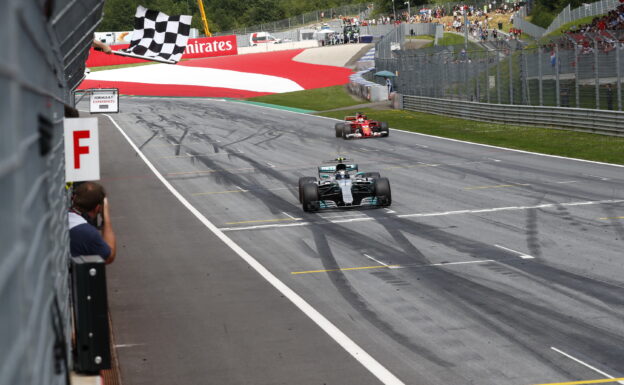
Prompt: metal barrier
<box><xmin>0</xmin><ymin>0</ymin><xmax>104</xmax><ymax>384</ymax></box>
<box><xmin>402</xmin><ymin>94</ymin><xmax>624</xmax><ymax>136</ymax></box>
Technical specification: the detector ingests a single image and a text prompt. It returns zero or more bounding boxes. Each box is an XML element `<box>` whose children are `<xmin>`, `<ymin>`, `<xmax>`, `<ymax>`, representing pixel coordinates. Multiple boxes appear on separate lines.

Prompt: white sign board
<box><xmin>64</xmin><ymin>118</ymin><xmax>100</xmax><ymax>182</ymax></box>
<box><xmin>89</xmin><ymin>88</ymin><xmax>119</xmax><ymax>113</ymax></box>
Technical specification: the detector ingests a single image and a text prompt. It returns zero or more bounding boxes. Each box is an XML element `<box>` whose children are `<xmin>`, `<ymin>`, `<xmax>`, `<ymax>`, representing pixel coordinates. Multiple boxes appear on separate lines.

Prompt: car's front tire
<box><xmin>298</xmin><ymin>177</ymin><xmax>316</xmax><ymax>203</ymax></box>
<box><xmin>373</xmin><ymin>177</ymin><xmax>391</xmax><ymax>206</ymax></box>
<box><xmin>335</xmin><ymin>123</ymin><xmax>345</xmax><ymax>137</ymax></box>
<box><xmin>302</xmin><ymin>183</ymin><xmax>320</xmax><ymax>212</ymax></box>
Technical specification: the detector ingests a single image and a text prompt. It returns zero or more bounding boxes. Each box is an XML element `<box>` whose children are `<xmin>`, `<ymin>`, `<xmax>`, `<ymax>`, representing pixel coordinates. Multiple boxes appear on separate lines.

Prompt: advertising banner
<box><xmin>89</xmin><ymin>89</ymin><xmax>119</xmax><ymax>113</ymax></box>
<box><xmin>65</xmin><ymin>118</ymin><xmax>100</xmax><ymax>182</ymax></box>
<box><xmin>86</xmin><ymin>35</ymin><xmax>238</xmax><ymax>67</ymax></box>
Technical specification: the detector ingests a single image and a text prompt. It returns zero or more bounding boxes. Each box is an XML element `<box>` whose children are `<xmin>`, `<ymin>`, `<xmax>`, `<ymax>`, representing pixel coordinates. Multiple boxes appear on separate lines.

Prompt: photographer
<box><xmin>68</xmin><ymin>182</ymin><xmax>117</xmax><ymax>264</ymax></box>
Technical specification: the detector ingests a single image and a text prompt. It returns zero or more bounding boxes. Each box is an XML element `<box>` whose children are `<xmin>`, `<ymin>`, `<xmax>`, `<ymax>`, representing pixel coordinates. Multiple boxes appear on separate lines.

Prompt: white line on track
<box><xmin>363</xmin><ymin>253</ymin><xmax>394</xmax><ymax>268</ymax></box>
<box><xmin>104</xmin><ymin>114</ymin><xmax>406</xmax><ymax>385</ymax></box>
<box><xmin>218</xmin><ymin>199</ymin><xmax>624</xmax><ymax>232</ymax></box>
<box><xmin>282</xmin><ymin>211</ymin><xmax>297</xmax><ymax>220</ymax></box>
<box><xmin>429</xmin><ymin>259</ymin><xmax>493</xmax><ymax>267</ymax></box>
<box><xmin>551</xmin><ymin>347</ymin><xmax>624</xmax><ymax>384</ymax></box>
<box><xmin>494</xmin><ymin>244</ymin><xmax>535</xmax><ymax>259</ymax></box>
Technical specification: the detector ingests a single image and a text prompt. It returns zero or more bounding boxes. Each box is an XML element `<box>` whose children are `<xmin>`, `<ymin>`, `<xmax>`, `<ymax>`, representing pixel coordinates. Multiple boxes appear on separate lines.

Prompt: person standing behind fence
<box><xmin>606</xmin><ymin>83</ymin><xmax>614</xmax><ymax>110</ymax></box>
<box><xmin>68</xmin><ymin>182</ymin><xmax>117</xmax><ymax>264</ymax></box>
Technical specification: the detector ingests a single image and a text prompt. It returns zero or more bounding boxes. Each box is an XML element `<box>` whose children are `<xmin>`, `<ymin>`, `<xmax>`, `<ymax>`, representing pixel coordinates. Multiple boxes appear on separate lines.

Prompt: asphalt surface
<box><xmin>89</xmin><ymin>97</ymin><xmax>624</xmax><ymax>385</ymax></box>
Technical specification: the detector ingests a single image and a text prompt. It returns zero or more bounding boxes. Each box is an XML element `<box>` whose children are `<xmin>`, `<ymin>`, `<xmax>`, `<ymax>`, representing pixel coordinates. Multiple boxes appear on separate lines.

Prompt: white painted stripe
<box><xmin>87</xmin><ymin>65</ymin><xmax>304</xmax><ymax>93</ymax></box>
<box><xmin>397</xmin><ymin>199</ymin><xmax>624</xmax><ymax>219</ymax></box>
<box><xmin>219</xmin><ymin>199</ymin><xmax>624</xmax><ymax>232</ymax></box>
<box><xmin>364</xmin><ymin>253</ymin><xmax>390</xmax><ymax>267</ymax></box>
<box><xmin>227</xmin><ymin>101</ymin><xmax>624</xmax><ymax>169</ymax></box>
<box><xmin>494</xmin><ymin>244</ymin><xmax>535</xmax><ymax>259</ymax></box>
<box><xmin>551</xmin><ymin>347</ymin><xmax>624</xmax><ymax>384</ymax></box>
<box><xmin>282</xmin><ymin>211</ymin><xmax>297</xmax><ymax>220</ymax></box>
<box><xmin>104</xmin><ymin>114</ymin><xmax>406</xmax><ymax>385</ymax></box>
<box><xmin>429</xmin><ymin>259</ymin><xmax>493</xmax><ymax>267</ymax></box>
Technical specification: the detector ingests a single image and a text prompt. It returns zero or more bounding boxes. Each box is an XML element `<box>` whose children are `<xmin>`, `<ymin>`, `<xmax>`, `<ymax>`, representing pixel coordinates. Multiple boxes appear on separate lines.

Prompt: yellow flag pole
<box><xmin>196</xmin><ymin>0</ymin><xmax>211</xmax><ymax>37</ymax></box>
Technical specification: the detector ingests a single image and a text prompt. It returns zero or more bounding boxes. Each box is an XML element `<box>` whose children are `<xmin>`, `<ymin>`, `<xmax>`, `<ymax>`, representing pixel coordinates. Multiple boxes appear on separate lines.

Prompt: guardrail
<box><xmin>402</xmin><ymin>95</ymin><xmax>624</xmax><ymax>136</ymax></box>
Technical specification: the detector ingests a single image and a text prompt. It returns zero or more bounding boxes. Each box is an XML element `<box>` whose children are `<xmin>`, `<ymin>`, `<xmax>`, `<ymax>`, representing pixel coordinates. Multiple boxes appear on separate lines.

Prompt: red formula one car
<box><xmin>334</xmin><ymin>113</ymin><xmax>389</xmax><ymax>139</ymax></box>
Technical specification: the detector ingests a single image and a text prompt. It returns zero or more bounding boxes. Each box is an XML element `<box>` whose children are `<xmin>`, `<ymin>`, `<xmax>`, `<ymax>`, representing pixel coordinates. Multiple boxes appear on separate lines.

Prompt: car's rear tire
<box><xmin>302</xmin><ymin>183</ymin><xmax>320</xmax><ymax>212</ymax></box>
<box><xmin>362</xmin><ymin>172</ymin><xmax>381</xmax><ymax>180</ymax></box>
<box><xmin>335</xmin><ymin>123</ymin><xmax>345</xmax><ymax>137</ymax></box>
<box><xmin>298</xmin><ymin>177</ymin><xmax>316</xmax><ymax>203</ymax></box>
<box><xmin>374</xmin><ymin>177</ymin><xmax>391</xmax><ymax>206</ymax></box>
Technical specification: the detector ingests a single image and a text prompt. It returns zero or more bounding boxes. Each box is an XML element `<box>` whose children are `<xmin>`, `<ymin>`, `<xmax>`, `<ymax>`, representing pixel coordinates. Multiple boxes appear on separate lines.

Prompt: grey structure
<box><xmin>0</xmin><ymin>1</ymin><xmax>104</xmax><ymax>384</ymax></box>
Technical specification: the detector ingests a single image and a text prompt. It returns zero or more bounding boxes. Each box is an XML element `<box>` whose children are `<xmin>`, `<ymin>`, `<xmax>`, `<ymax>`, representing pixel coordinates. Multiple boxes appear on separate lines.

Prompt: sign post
<box><xmin>89</xmin><ymin>88</ymin><xmax>119</xmax><ymax>113</ymax></box>
<box><xmin>65</xmin><ymin>118</ymin><xmax>100</xmax><ymax>182</ymax></box>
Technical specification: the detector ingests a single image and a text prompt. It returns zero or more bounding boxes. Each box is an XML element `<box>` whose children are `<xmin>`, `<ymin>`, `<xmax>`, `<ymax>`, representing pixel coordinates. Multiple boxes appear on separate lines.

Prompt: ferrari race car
<box><xmin>298</xmin><ymin>158</ymin><xmax>392</xmax><ymax>212</ymax></box>
<box><xmin>334</xmin><ymin>113</ymin><xmax>389</xmax><ymax>139</ymax></box>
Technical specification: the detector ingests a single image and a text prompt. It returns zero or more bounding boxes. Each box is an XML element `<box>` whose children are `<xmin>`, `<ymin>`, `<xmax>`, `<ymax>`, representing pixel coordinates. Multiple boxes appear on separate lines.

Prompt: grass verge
<box><xmin>317</xmin><ymin>108</ymin><xmax>624</xmax><ymax>165</ymax></box>
<box><xmin>246</xmin><ymin>85</ymin><xmax>368</xmax><ymax>111</ymax></box>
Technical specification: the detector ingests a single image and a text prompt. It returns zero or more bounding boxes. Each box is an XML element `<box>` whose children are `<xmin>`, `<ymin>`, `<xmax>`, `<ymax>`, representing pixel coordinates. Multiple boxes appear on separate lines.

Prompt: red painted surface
<box><xmin>86</xmin><ymin>36</ymin><xmax>238</xmax><ymax>67</ymax></box>
<box><xmin>79</xmin><ymin>49</ymin><xmax>352</xmax><ymax>98</ymax></box>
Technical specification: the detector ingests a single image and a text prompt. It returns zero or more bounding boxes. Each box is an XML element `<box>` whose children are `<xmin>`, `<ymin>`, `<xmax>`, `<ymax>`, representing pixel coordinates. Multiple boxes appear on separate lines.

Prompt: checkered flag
<box><xmin>117</xmin><ymin>5</ymin><xmax>192</xmax><ymax>64</ymax></box>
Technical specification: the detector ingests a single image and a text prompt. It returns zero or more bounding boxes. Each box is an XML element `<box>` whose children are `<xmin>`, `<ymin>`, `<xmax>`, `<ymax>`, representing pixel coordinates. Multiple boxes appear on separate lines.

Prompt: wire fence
<box><xmin>515</xmin><ymin>0</ymin><xmax>620</xmax><ymax>38</ymax></box>
<box><xmin>377</xmin><ymin>31</ymin><xmax>624</xmax><ymax>111</ymax></box>
<box><xmin>544</xmin><ymin>0</ymin><xmax>620</xmax><ymax>36</ymax></box>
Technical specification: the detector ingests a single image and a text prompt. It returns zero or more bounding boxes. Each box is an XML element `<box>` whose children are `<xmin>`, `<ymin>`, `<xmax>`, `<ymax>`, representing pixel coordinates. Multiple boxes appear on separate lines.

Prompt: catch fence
<box><xmin>378</xmin><ymin>32</ymin><xmax>624</xmax><ymax>111</ymax></box>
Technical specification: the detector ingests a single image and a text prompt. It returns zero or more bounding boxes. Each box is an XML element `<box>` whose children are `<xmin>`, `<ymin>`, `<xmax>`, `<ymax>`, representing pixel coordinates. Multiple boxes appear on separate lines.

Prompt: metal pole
<box><xmin>486</xmin><ymin>50</ymin><xmax>490</xmax><ymax>103</ymax></box>
<box><xmin>575</xmin><ymin>44</ymin><xmax>580</xmax><ymax>108</ymax></box>
<box><xmin>509</xmin><ymin>46</ymin><xmax>513</xmax><ymax>104</ymax></box>
<box><xmin>497</xmin><ymin>49</ymin><xmax>501</xmax><ymax>103</ymax></box>
<box><xmin>524</xmin><ymin>49</ymin><xmax>531</xmax><ymax>105</ymax></box>
<box><xmin>464</xmin><ymin>8</ymin><xmax>468</xmax><ymax>50</ymax></box>
<box><xmin>392</xmin><ymin>0</ymin><xmax>396</xmax><ymax>21</ymax></box>
<box><xmin>593</xmin><ymin>36</ymin><xmax>599</xmax><ymax>109</ymax></box>
<box><xmin>617</xmin><ymin>40</ymin><xmax>622</xmax><ymax>111</ymax></box>
<box><xmin>555</xmin><ymin>45</ymin><xmax>560</xmax><ymax>107</ymax></box>
<box><xmin>538</xmin><ymin>46</ymin><xmax>543</xmax><ymax>105</ymax></box>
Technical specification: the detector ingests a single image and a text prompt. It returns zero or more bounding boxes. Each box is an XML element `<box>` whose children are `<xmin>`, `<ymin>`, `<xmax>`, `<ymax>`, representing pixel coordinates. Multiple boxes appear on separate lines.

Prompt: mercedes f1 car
<box><xmin>334</xmin><ymin>113</ymin><xmax>389</xmax><ymax>139</ymax></box>
<box><xmin>298</xmin><ymin>158</ymin><xmax>392</xmax><ymax>212</ymax></box>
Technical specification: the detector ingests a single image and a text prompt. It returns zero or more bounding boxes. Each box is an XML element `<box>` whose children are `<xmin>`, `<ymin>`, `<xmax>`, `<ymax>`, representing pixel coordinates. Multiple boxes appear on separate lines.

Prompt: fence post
<box><xmin>594</xmin><ymin>36</ymin><xmax>600</xmax><ymax>109</ymax></box>
<box><xmin>497</xmin><ymin>49</ymin><xmax>501</xmax><ymax>103</ymax></box>
<box><xmin>538</xmin><ymin>46</ymin><xmax>543</xmax><ymax>106</ymax></box>
<box><xmin>617</xmin><ymin>41</ymin><xmax>622</xmax><ymax>111</ymax></box>
<box><xmin>555</xmin><ymin>45</ymin><xmax>560</xmax><ymax>107</ymax></box>
<box><xmin>524</xmin><ymin>49</ymin><xmax>531</xmax><ymax>105</ymax></box>
<box><xmin>486</xmin><ymin>50</ymin><xmax>490</xmax><ymax>103</ymax></box>
<box><xmin>575</xmin><ymin>44</ymin><xmax>580</xmax><ymax>108</ymax></box>
<box><xmin>509</xmin><ymin>47</ymin><xmax>513</xmax><ymax>104</ymax></box>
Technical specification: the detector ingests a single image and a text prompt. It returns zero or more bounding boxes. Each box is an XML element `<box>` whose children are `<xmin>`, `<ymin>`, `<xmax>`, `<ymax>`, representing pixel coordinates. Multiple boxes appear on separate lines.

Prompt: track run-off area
<box><xmin>86</xmin><ymin>96</ymin><xmax>624</xmax><ymax>385</ymax></box>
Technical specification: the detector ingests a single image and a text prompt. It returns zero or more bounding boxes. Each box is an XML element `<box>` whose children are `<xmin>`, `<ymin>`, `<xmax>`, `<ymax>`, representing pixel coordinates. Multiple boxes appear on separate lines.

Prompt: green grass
<box><xmin>407</xmin><ymin>35</ymin><xmax>434</xmax><ymax>40</ymax></box>
<box><xmin>317</xmin><ymin>108</ymin><xmax>624</xmax><ymax>165</ymax></box>
<box><xmin>246</xmin><ymin>85</ymin><xmax>367</xmax><ymax>111</ymax></box>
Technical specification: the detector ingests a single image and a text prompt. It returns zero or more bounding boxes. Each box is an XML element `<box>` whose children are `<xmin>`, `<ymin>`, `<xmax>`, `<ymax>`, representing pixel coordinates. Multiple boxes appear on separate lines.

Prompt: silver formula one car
<box><xmin>298</xmin><ymin>158</ymin><xmax>392</xmax><ymax>212</ymax></box>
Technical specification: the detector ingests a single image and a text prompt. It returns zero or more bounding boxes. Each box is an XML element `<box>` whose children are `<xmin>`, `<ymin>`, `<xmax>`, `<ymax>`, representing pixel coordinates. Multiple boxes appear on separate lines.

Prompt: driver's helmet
<box><xmin>358</xmin><ymin>117</ymin><xmax>365</xmax><ymax>122</ymax></box>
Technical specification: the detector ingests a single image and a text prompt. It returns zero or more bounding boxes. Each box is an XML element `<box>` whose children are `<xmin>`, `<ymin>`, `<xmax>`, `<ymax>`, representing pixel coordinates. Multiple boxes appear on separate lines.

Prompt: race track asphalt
<box><xmin>88</xmin><ymin>97</ymin><xmax>624</xmax><ymax>385</ymax></box>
